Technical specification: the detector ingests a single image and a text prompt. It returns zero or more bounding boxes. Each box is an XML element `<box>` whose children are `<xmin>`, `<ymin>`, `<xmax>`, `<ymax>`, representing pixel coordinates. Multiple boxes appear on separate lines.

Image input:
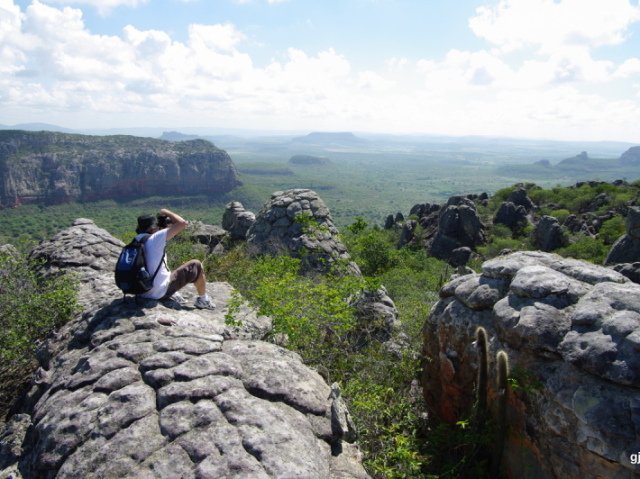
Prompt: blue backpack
<box><xmin>114</xmin><ymin>235</ymin><xmax>164</xmax><ymax>296</ymax></box>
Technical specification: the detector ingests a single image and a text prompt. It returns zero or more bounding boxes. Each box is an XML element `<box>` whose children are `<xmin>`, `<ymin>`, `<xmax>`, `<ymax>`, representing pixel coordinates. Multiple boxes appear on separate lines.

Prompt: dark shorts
<box><xmin>162</xmin><ymin>260</ymin><xmax>203</xmax><ymax>299</ymax></box>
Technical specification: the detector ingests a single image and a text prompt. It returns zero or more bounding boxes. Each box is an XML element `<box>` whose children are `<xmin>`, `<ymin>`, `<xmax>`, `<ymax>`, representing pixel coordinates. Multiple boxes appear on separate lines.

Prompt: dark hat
<box><xmin>136</xmin><ymin>214</ymin><xmax>158</xmax><ymax>234</ymax></box>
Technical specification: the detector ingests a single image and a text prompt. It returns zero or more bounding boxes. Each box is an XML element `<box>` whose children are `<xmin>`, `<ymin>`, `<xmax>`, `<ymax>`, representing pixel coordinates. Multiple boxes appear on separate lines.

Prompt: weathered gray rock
<box><xmin>507</xmin><ymin>188</ymin><xmax>535</xmax><ymax>211</ymax></box>
<box><xmin>449</xmin><ymin>246</ymin><xmax>472</xmax><ymax>269</ymax></box>
<box><xmin>397</xmin><ymin>219</ymin><xmax>416</xmax><ymax>249</ymax></box>
<box><xmin>222</xmin><ymin>201</ymin><xmax>256</xmax><ymax>240</ymax></box>
<box><xmin>426</xmin><ymin>196</ymin><xmax>486</xmax><ymax>260</ymax></box>
<box><xmin>531</xmin><ymin>215</ymin><xmax>566</xmax><ymax>252</ymax></box>
<box><xmin>28</xmin><ymin>218</ymin><xmax>126</xmax><ymax>311</ymax></box>
<box><xmin>1</xmin><ymin>220</ymin><xmax>369</xmax><ymax>479</ymax></box>
<box><xmin>186</xmin><ymin>222</ymin><xmax>228</xmax><ymax>254</ymax></box>
<box><xmin>423</xmin><ymin>251</ymin><xmax>639</xmax><ymax>479</ymax></box>
<box><xmin>349</xmin><ymin>286</ymin><xmax>400</xmax><ymax>343</ymax></box>
<box><xmin>494</xmin><ymin>202</ymin><xmax>528</xmax><ymax>231</ymax></box>
<box><xmin>605</xmin><ymin>207</ymin><xmax>640</xmax><ymax>265</ymax></box>
<box><xmin>611</xmin><ymin>262</ymin><xmax>640</xmax><ymax>284</ymax></box>
<box><xmin>383</xmin><ymin>214</ymin><xmax>395</xmax><ymax>230</ymax></box>
<box><xmin>247</xmin><ymin>189</ymin><xmax>357</xmax><ymax>274</ymax></box>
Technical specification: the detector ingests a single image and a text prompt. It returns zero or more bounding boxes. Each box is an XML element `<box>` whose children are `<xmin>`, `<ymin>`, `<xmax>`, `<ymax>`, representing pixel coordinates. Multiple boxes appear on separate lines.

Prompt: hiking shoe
<box><xmin>194</xmin><ymin>296</ymin><xmax>216</xmax><ymax>310</ymax></box>
<box><xmin>169</xmin><ymin>292</ymin><xmax>187</xmax><ymax>303</ymax></box>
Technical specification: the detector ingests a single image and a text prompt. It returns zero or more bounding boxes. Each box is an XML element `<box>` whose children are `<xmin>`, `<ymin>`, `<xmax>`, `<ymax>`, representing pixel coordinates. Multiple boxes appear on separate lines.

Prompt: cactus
<box><xmin>474</xmin><ymin>326</ymin><xmax>488</xmax><ymax>432</ymax></box>
<box><xmin>491</xmin><ymin>350</ymin><xmax>510</xmax><ymax>478</ymax></box>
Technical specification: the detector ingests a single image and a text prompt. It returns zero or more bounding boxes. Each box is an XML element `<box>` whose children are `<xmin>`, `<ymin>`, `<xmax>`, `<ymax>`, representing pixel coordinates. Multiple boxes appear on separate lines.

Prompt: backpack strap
<box><xmin>139</xmin><ymin>234</ymin><xmax>167</xmax><ymax>289</ymax></box>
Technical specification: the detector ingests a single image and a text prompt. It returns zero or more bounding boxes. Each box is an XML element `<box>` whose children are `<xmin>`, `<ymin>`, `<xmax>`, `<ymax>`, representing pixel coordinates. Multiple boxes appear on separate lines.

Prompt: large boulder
<box><xmin>247</xmin><ymin>189</ymin><xmax>356</xmax><ymax>274</ymax></box>
<box><xmin>494</xmin><ymin>202</ymin><xmax>529</xmax><ymax>231</ymax></box>
<box><xmin>423</xmin><ymin>251</ymin><xmax>639</xmax><ymax>479</ymax></box>
<box><xmin>531</xmin><ymin>215</ymin><xmax>566</xmax><ymax>252</ymax></box>
<box><xmin>1</xmin><ymin>220</ymin><xmax>369</xmax><ymax>479</ymax></box>
<box><xmin>426</xmin><ymin>195</ymin><xmax>486</xmax><ymax>260</ymax></box>
<box><xmin>507</xmin><ymin>188</ymin><xmax>535</xmax><ymax>211</ymax></box>
<box><xmin>222</xmin><ymin>201</ymin><xmax>256</xmax><ymax>240</ymax></box>
<box><xmin>605</xmin><ymin>207</ymin><xmax>640</xmax><ymax>265</ymax></box>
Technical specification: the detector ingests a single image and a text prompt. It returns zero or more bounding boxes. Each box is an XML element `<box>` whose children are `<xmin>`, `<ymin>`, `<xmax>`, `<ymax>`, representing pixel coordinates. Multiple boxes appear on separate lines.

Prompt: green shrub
<box><xmin>599</xmin><ymin>216</ymin><xmax>625</xmax><ymax>245</ymax></box>
<box><xmin>556</xmin><ymin>236</ymin><xmax>610</xmax><ymax>264</ymax></box>
<box><xmin>0</xmin><ymin>252</ymin><xmax>78</xmax><ymax>364</ymax></box>
<box><xmin>551</xmin><ymin>209</ymin><xmax>571</xmax><ymax>225</ymax></box>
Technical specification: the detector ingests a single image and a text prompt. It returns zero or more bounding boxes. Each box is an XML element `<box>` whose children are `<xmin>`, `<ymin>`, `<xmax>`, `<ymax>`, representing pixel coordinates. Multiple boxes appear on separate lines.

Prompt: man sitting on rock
<box><xmin>136</xmin><ymin>209</ymin><xmax>216</xmax><ymax>309</ymax></box>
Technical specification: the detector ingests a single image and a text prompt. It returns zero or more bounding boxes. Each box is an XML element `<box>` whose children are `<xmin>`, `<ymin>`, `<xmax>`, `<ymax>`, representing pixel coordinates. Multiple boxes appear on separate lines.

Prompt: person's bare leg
<box><xmin>194</xmin><ymin>271</ymin><xmax>206</xmax><ymax>296</ymax></box>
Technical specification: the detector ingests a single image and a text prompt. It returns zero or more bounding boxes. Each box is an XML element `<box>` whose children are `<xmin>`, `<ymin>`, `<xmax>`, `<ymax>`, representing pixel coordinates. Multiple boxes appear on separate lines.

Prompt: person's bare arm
<box><xmin>160</xmin><ymin>209</ymin><xmax>187</xmax><ymax>240</ymax></box>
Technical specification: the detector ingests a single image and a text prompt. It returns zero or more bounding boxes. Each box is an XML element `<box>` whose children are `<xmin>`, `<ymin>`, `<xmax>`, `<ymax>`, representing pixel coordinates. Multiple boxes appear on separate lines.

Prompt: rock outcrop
<box><xmin>423</xmin><ymin>251</ymin><xmax>640</xmax><ymax>479</ymax></box>
<box><xmin>531</xmin><ymin>215</ymin><xmax>566</xmax><ymax>252</ymax></box>
<box><xmin>494</xmin><ymin>201</ymin><xmax>528</xmax><ymax>232</ymax></box>
<box><xmin>0</xmin><ymin>131</ymin><xmax>240</xmax><ymax>207</ymax></box>
<box><xmin>246</xmin><ymin>189</ymin><xmax>355</xmax><ymax>274</ymax></box>
<box><xmin>605</xmin><ymin>206</ymin><xmax>640</xmax><ymax>265</ymax></box>
<box><xmin>186</xmin><ymin>223</ymin><xmax>228</xmax><ymax>254</ymax></box>
<box><xmin>425</xmin><ymin>195</ymin><xmax>486</xmax><ymax>260</ymax></box>
<box><xmin>222</xmin><ymin>202</ymin><xmax>256</xmax><ymax>240</ymax></box>
<box><xmin>0</xmin><ymin>220</ymin><xmax>369</xmax><ymax>478</ymax></box>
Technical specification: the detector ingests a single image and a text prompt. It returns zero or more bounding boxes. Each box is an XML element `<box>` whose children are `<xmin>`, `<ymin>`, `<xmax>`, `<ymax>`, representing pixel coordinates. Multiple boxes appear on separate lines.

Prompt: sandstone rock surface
<box><xmin>423</xmin><ymin>251</ymin><xmax>640</xmax><ymax>479</ymax></box>
<box><xmin>1</xmin><ymin>220</ymin><xmax>369</xmax><ymax>479</ymax></box>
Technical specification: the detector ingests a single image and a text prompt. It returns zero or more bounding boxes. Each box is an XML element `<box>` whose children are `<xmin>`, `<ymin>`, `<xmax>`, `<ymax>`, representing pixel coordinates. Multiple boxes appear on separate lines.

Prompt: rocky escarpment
<box><xmin>0</xmin><ymin>131</ymin><xmax>239</xmax><ymax>207</ymax></box>
<box><xmin>423</xmin><ymin>251</ymin><xmax>640</xmax><ymax>478</ymax></box>
<box><xmin>0</xmin><ymin>219</ymin><xmax>369</xmax><ymax>478</ymax></box>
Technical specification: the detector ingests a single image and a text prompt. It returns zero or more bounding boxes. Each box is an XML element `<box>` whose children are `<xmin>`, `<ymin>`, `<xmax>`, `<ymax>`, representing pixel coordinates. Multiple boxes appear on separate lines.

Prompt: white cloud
<box><xmin>357</xmin><ymin>70</ymin><xmax>393</xmax><ymax>91</ymax></box>
<box><xmin>40</xmin><ymin>0</ymin><xmax>148</xmax><ymax>16</ymax></box>
<box><xmin>615</xmin><ymin>58</ymin><xmax>640</xmax><ymax>78</ymax></box>
<box><xmin>2</xmin><ymin>0</ymin><xmax>640</xmax><ymax>142</ymax></box>
<box><xmin>469</xmin><ymin>0</ymin><xmax>640</xmax><ymax>54</ymax></box>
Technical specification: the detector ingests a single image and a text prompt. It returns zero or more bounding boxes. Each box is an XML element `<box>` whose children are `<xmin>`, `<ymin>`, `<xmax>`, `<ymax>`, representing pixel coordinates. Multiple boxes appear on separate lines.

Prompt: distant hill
<box><xmin>288</xmin><ymin>155</ymin><xmax>332</xmax><ymax>165</ymax></box>
<box><xmin>160</xmin><ymin>131</ymin><xmax>202</xmax><ymax>141</ymax></box>
<box><xmin>620</xmin><ymin>146</ymin><xmax>640</xmax><ymax>165</ymax></box>
<box><xmin>292</xmin><ymin>132</ymin><xmax>366</xmax><ymax>145</ymax></box>
<box><xmin>558</xmin><ymin>151</ymin><xmax>590</xmax><ymax>166</ymax></box>
<box><xmin>0</xmin><ymin>123</ymin><xmax>77</xmax><ymax>133</ymax></box>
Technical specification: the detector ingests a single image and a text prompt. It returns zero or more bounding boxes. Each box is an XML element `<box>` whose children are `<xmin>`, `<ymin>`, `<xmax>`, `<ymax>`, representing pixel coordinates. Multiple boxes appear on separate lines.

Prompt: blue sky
<box><xmin>2</xmin><ymin>0</ymin><xmax>640</xmax><ymax>142</ymax></box>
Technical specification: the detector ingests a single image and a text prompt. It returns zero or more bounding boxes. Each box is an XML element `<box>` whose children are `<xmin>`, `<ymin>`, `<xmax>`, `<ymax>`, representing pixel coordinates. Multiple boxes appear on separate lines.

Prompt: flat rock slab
<box><xmin>0</xmin><ymin>219</ymin><xmax>369</xmax><ymax>479</ymax></box>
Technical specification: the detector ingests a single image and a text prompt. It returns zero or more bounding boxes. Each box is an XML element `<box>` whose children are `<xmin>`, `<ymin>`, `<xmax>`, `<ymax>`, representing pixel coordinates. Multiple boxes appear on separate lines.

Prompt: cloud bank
<box><xmin>1</xmin><ymin>0</ymin><xmax>640</xmax><ymax>141</ymax></box>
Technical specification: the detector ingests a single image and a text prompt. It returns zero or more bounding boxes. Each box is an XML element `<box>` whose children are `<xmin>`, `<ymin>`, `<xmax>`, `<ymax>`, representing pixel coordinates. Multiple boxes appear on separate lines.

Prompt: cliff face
<box><xmin>0</xmin><ymin>131</ymin><xmax>240</xmax><ymax>207</ymax></box>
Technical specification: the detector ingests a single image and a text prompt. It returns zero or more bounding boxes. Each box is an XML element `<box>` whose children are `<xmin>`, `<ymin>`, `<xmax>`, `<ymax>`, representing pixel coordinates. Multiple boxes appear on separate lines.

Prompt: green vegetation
<box><xmin>0</xmin><ymin>252</ymin><xmax>78</xmax><ymax>364</ymax></box>
<box><xmin>0</xmin><ymin>250</ymin><xmax>79</xmax><ymax>419</ymax></box>
<box><xmin>2</xmin><ymin>133</ymin><xmax>640</xmax><ymax>476</ymax></box>
<box><xmin>195</xmin><ymin>221</ymin><xmax>449</xmax><ymax>478</ymax></box>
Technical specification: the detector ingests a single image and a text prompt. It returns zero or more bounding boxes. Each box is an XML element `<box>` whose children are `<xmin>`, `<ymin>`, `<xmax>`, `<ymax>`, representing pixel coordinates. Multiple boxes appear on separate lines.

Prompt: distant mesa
<box><xmin>291</xmin><ymin>132</ymin><xmax>366</xmax><ymax>145</ymax></box>
<box><xmin>619</xmin><ymin>145</ymin><xmax>640</xmax><ymax>165</ymax></box>
<box><xmin>288</xmin><ymin>155</ymin><xmax>332</xmax><ymax>165</ymax></box>
<box><xmin>159</xmin><ymin>131</ymin><xmax>201</xmax><ymax>141</ymax></box>
<box><xmin>0</xmin><ymin>130</ymin><xmax>240</xmax><ymax>207</ymax></box>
